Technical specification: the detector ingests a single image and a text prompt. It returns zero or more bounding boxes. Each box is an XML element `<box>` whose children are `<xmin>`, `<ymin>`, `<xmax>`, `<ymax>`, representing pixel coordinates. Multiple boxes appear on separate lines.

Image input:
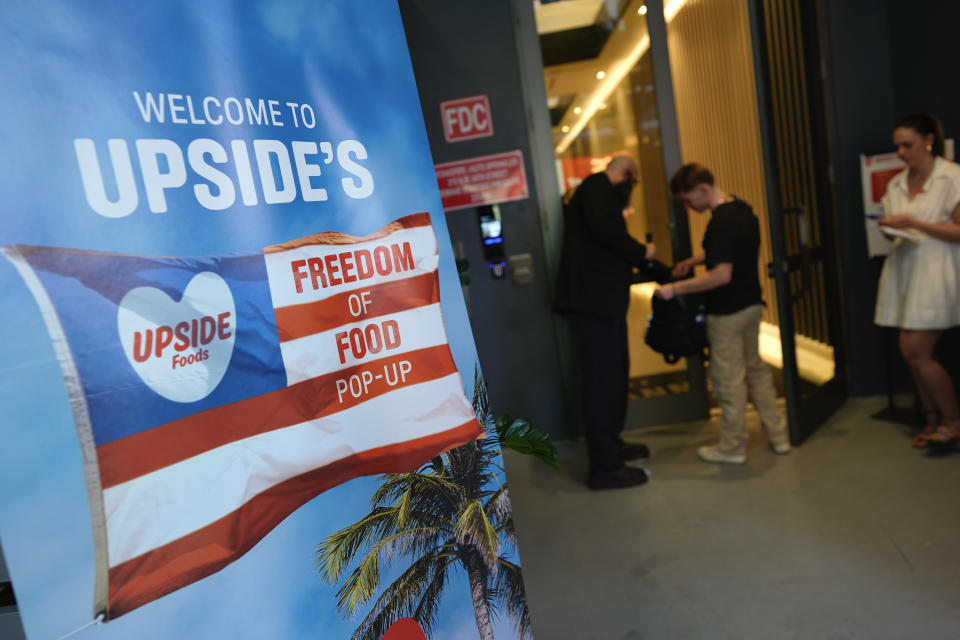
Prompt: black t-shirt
<box><xmin>701</xmin><ymin>199</ymin><xmax>763</xmax><ymax>315</ymax></box>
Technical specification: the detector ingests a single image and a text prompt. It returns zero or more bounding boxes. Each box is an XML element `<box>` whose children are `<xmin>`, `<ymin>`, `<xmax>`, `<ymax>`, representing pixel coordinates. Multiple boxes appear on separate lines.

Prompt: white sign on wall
<box><xmin>860</xmin><ymin>140</ymin><xmax>954</xmax><ymax>257</ymax></box>
<box><xmin>859</xmin><ymin>152</ymin><xmax>903</xmax><ymax>257</ymax></box>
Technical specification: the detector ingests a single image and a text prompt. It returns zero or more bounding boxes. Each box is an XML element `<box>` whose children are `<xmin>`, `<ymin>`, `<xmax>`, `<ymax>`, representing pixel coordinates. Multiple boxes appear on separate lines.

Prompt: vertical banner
<box><xmin>0</xmin><ymin>2</ymin><xmax>533</xmax><ymax>639</ymax></box>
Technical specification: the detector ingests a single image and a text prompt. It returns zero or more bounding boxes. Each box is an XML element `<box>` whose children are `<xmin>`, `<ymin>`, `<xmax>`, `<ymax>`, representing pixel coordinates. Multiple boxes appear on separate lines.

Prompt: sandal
<box><xmin>925</xmin><ymin>419</ymin><xmax>960</xmax><ymax>451</ymax></box>
<box><xmin>911</xmin><ymin>410</ymin><xmax>939</xmax><ymax>449</ymax></box>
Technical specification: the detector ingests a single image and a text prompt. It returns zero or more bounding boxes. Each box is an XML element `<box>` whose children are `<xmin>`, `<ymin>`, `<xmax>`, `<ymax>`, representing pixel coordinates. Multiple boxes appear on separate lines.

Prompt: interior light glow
<box><xmin>638</xmin><ymin>4</ymin><xmax>648</xmax><ymax>15</ymax></box>
<box><xmin>573</xmin><ymin>106</ymin><xmax>582</xmax><ymax>114</ymax></box>
<box><xmin>664</xmin><ymin>0</ymin><xmax>686</xmax><ymax>21</ymax></box>
<box><xmin>596</xmin><ymin>70</ymin><xmax>606</xmax><ymax>80</ymax></box>
<box><xmin>556</xmin><ymin>0</ymin><xmax>689</xmax><ymax>154</ymax></box>
<box><xmin>556</xmin><ymin>34</ymin><xmax>648</xmax><ymax>152</ymax></box>
<box><xmin>561</xmin><ymin>125</ymin><xmax>570</xmax><ymax>133</ymax></box>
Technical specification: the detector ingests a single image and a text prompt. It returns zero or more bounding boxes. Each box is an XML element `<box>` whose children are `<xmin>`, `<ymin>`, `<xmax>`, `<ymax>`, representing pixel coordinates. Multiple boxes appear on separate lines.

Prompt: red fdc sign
<box><xmin>435</xmin><ymin>150</ymin><xmax>528</xmax><ymax>212</ymax></box>
<box><xmin>440</xmin><ymin>94</ymin><xmax>493</xmax><ymax>142</ymax></box>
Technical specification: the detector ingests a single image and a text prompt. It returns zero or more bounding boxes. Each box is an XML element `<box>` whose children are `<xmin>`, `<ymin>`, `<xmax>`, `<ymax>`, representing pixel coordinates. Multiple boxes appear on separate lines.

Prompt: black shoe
<box><xmin>620</xmin><ymin>442</ymin><xmax>650</xmax><ymax>461</ymax></box>
<box><xmin>588</xmin><ymin>466</ymin><xmax>648</xmax><ymax>490</ymax></box>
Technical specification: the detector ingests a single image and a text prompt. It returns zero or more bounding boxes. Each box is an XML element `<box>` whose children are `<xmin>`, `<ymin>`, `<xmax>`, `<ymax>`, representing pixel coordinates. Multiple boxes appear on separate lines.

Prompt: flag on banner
<box><xmin>3</xmin><ymin>212</ymin><xmax>483</xmax><ymax>620</ymax></box>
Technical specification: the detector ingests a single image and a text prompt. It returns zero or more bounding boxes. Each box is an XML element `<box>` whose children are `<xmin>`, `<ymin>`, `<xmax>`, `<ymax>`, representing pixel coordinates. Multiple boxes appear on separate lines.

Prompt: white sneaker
<box><xmin>697</xmin><ymin>445</ymin><xmax>746</xmax><ymax>464</ymax></box>
<box><xmin>763</xmin><ymin>425</ymin><xmax>791</xmax><ymax>455</ymax></box>
<box><xmin>770</xmin><ymin>441</ymin><xmax>792</xmax><ymax>455</ymax></box>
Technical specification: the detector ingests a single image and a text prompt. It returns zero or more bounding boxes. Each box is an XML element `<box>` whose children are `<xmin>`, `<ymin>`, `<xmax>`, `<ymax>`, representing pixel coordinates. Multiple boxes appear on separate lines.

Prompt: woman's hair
<box><xmin>896</xmin><ymin>113</ymin><xmax>945</xmax><ymax>157</ymax></box>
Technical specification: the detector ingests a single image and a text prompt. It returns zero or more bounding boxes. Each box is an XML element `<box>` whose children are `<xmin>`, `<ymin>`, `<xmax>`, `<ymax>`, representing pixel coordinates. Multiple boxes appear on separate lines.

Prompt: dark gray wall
<box><xmin>819</xmin><ymin>0</ymin><xmax>900</xmax><ymax>396</ymax></box>
<box><xmin>888</xmin><ymin>1</ymin><xmax>960</xmax><ymax>139</ymax></box>
<box><xmin>820</xmin><ymin>0</ymin><xmax>960</xmax><ymax>396</ymax></box>
<box><xmin>886</xmin><ymin>0</ymin><xmax>960</xmax><ymax>377</ymax></box>
<box><xmin>399</xmin><ymin>0</ymin><xmax>573</xmax><ymax>437</ymax></box>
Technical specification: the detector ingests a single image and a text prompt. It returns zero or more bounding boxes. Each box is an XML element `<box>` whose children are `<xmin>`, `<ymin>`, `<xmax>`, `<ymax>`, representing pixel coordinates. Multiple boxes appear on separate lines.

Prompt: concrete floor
<box><xmin>502</xmin><ymin>397</ymin><xmax>960</xmax><ymax>640</ymax></box>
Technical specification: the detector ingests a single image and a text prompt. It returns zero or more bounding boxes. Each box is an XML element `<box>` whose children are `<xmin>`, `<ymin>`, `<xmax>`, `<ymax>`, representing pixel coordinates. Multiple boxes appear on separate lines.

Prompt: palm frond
<box><xmin>317</xmin><ymin>508</ymin><xmax>402</xmax><ymax>582</ymax></box>
<box><xmin>395</xmin><ymin>485</ymin><xmax>412</xmax><ymax>530</ymax></box>
<box><xmin>493</xmin><ymin>557</ymin><xmax>533</xmax><ymax>639</ymax></box>
<box><xmin>483</xmin><ymin>484</ymin><xmax>512</xmax><ymax>526</ymax></box>
<box><xmin>494</xmin><ymin>515</ymin><xmax>518</xmax><ymax>558</ymax></box>
<box><xmin>411</xmin><ymin>553</ymin><xmax>457</xmax><ymax>636</ymax></box>
<box><xmin>379</xmin><ymin>526</ymin><xmax>453</xmax><ymax>567</ymax></box>
<box><xmin>335</xmin><ymin>544</ymin><xmax>382</xmax><ymax>616</ymax></box>
<box><xmin>371</xmin><ymin>472</ymin><xmax>461</xmax><ymax>512</ymax></box>
<box><xmin>348</xmin><ymin>549</ymin><xmax>458</xmax><ymax>640</ymax></box>
<box><xmin>455</xmin><ymin>500</ymin><xmax>500</xmax><ymax>570</ymax></box>
<box><xmin>332</xmin><ymin>527</ymin><xmax>453</xmax><ymax>616</ymax></box>
<box><xmin>472</xmin><ymin>364</ymin><xmax>494</xmax><ymax>431</ymax></box>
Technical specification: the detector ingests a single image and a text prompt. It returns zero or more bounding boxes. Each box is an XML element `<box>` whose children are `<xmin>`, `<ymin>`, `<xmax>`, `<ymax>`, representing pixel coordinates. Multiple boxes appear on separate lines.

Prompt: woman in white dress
<box><xmin>875</xmin><ymin>114</ymin><xmax>960</xmax><ymax>450</ymax></box>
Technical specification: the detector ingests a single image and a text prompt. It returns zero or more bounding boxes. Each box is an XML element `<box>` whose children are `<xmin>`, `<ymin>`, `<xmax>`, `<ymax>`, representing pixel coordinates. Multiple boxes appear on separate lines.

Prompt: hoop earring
<box><xmin>926</xmin><ymin>144</ymin><xmax>933</xmax><ymax>152</ymax></box>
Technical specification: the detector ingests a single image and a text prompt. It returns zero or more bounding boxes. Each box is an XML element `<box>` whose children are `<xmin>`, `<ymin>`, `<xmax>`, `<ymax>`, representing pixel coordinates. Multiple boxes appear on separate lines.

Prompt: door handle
<box><xmin>782</xmin><ymin>205</ymin><xmax>813</xmax><ymax>302</ymax></box>
<box><xmin>767</xmin><ymin>259</ymin><xmax>789</xmax><ymax>278</ymax></box>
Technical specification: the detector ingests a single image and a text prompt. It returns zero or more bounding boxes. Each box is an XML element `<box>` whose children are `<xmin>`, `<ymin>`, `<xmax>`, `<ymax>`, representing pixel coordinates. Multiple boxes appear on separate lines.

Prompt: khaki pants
<box><xmin>706</xmin><ymin>304</ymin><xmax>788</xmax><ymax>455</ymax></box>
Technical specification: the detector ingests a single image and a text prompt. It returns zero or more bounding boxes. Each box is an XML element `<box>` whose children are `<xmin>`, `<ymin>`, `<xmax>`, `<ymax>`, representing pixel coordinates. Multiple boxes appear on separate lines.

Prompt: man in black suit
<box><xmin>554</xmin><ymin>156</ymin><xmax>659</xmax><ymax>490</ymax></box>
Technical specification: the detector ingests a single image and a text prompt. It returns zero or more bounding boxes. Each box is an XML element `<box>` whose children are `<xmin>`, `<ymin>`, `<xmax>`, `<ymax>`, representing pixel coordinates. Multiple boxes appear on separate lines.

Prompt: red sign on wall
<box><xmin>861</xmin><ymin>152</ymin><xmax>904</xmax><ymax>205</ymax></box>
<box><xmin>435</xmin><ymin>150</ymin><xmax>528</xmax><ymax>211</ymax></box>
<box><xmin>440</xmin><ymin>95</ymin><xmax>493</xmax><ymax>143</ymax></box>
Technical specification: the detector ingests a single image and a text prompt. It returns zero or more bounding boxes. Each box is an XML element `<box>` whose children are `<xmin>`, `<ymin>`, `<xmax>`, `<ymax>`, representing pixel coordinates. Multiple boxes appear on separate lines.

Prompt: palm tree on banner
<box><xmin>316</xmin><ymin>366</ymin><xmax>532</xmax><ymax>640</ymax></box>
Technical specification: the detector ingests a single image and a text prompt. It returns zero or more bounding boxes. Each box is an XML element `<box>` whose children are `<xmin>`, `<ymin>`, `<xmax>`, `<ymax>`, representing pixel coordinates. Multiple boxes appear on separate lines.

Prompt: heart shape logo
<box><xmin>118</xmin><ymin>271</ymin><xmax>236</xmax><ymax>403</ymax></box>
<box><xmin>382</xmin><ymin>618</ymin><xmax>427</xmax><ymax>640</ymax></box>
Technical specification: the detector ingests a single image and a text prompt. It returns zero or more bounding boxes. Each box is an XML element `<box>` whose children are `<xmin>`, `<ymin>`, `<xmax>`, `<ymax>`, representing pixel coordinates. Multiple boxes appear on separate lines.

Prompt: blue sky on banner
<box><xmin>0</xmin><ymin>1</ymin><xmax>523</xmax><ymax>638</ymax></box>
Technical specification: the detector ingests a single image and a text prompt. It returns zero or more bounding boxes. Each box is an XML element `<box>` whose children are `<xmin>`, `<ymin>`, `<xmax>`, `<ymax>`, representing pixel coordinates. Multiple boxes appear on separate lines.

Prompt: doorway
<box><xmin>533</xmin><ymin>0</ymin><xmax>847</xmax><ymax>439</ymax></box>
<box><xmin>539</xmin><ymin>0</ymin><xmax>709</xmax><ymax>427</ymax></box>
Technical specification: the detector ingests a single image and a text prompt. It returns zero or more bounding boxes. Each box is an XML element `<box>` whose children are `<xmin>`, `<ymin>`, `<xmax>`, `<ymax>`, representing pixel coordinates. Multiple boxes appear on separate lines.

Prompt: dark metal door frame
<box><xmin>625</xmin><ymin>0</ymin><xmax>710</xmax><ymax>428</ymax></box>
<box><xmin>748</xmin><ymin>0</ymin><xmax>848</xmax><ymax>444</ymax></box>
<box><xmin>513</xmin><ymin>0</ymin><xmax>710</xmax><ymax>431</ymax></box>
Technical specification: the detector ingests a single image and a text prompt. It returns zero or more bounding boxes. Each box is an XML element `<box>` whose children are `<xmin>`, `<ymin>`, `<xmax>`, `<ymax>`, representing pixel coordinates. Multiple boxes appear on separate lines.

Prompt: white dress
<box><xmin>874</xmin><ymin>157</ymin><xmax>960</xmax><ymax>329</ymax></box>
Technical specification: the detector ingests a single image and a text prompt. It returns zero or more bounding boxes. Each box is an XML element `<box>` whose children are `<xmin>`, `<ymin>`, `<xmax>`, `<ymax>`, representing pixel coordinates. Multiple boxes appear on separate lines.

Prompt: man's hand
<box><xmin>645</xmin><ymin>242</ymin><xmax>656</xmax><ymax>261</ymax></box>
<box><xmin>671</xmin><ymin>258</ymin><xmax>695</xmax><ymax>278</ymax></box>
<box><xmin>654</xmin><ymin>283</ymin><xmax>676</xmax><ymax>300</ymax></box>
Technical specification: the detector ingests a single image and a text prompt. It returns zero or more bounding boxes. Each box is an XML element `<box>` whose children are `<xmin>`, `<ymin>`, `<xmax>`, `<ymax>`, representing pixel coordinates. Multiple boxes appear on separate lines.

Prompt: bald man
<box><xmin>554</xmin><ymin>156</ymin><xmax>660</xmax><ymax>490</ymax></box>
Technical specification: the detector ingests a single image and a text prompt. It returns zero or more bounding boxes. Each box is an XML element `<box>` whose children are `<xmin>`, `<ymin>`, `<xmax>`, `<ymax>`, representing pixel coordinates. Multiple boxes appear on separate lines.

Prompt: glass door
<box><xmin>538</xmin><ymin>0</ymin><xmax>709</xmax><ymax>426</ymax></box>
<box><xmin>662</xmin><ymin>0</ymin><xmax>787</xmax><ymax>429</ymax></box>
<box><xmin>750</xmin><ymin>0</ymin><xmax>847</xmax><ymax>443</ymax></box>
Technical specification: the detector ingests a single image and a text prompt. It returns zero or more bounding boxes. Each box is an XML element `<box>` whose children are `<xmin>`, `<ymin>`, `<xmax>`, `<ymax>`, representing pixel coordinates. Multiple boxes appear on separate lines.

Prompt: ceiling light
<box><xmin>561</xmin><ymin>125</ymin><xmax>570</xmax><ymax>133</ymax></box>
<box><xmin>638</xmin><ymin>4</ymin><xmax>648</xmax><ymax>15</ymax></box>
<box><xmin>573</xmin><ymin>106</ymin><xmax>582</xmax><ymax>114</ymax></box>
<box><xmin>596</xmin><ymin>70</ymin><xmax>605</xmax><ymax>80</ymax></box>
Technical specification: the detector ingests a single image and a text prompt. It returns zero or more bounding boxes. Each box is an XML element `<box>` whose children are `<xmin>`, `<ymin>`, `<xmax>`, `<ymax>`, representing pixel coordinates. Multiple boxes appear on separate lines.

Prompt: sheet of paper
<box><xmin>875</xmin><ymin>224</ymin><xmax>924</xmax><ymax>243</ymax></box>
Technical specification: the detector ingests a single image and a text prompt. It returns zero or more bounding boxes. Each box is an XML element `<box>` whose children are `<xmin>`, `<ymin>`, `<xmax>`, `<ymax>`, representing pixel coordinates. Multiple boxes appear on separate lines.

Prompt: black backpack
<box><xmin>644</xmin><ymin>292</ymin><xmax>709</xmax><ymax>363</ymax></box>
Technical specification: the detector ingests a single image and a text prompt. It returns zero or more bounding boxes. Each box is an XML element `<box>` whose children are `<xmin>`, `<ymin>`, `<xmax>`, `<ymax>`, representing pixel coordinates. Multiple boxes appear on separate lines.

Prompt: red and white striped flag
<box><xmin>4</xmin><ymin>212</ymin><xmax>484</xmax><ymax>618</ymax></box>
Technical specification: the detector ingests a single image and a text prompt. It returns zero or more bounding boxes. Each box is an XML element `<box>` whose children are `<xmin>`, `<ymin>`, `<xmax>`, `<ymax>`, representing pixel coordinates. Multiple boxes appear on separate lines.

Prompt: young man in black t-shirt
<box><xmin>655</xmin><ymin>164</ymin><xmax>790</xmax><ymax>463</ymax></box>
